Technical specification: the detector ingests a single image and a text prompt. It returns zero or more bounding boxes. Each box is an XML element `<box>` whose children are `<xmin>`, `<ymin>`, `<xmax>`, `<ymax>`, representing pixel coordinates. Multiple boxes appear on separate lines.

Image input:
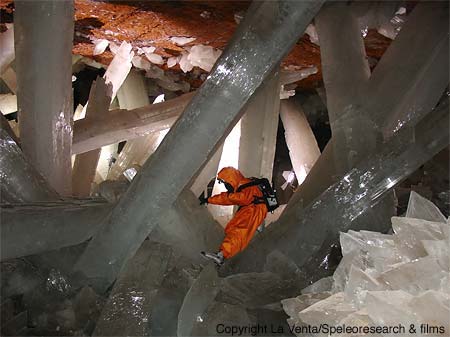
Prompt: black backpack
<box><xmin>236</xmin><ymin>178</ymin><xmax>279</xmax><ymax>213</ymax></box>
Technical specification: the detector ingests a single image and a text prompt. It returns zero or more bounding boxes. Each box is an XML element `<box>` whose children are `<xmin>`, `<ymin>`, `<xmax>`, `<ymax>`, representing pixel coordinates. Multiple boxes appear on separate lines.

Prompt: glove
<box><xmin>199</xmin><ymin>193</ymin><xmax>208</xmax><ymax>205</ymax></box>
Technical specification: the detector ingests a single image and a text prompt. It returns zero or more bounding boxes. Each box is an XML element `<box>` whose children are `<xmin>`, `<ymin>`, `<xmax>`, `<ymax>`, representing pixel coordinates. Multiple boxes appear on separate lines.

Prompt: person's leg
<box><xmin>220</xmin><ymin>205</ymin><xmax>267</xmax><ymax>258</ymax></box>
<box><xmin>202</xmin><ymin>205</ymin><xmax>267</xmax><ymax>265</ymax></box>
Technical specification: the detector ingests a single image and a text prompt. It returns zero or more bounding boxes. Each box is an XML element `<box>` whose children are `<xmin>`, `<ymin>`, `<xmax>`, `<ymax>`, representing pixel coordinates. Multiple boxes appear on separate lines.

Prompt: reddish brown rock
<box><xmin>1</xmin><ymin>0</ymin><xmax>396</xmax><ymax>88</ymax></box>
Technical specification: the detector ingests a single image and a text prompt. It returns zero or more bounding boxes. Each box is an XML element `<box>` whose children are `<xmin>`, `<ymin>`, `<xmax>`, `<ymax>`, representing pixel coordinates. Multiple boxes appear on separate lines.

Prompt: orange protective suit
<box><xmin>207</xmin><ymin>167</ymin><xmax>268</xmax><ymax>259</ymax></box>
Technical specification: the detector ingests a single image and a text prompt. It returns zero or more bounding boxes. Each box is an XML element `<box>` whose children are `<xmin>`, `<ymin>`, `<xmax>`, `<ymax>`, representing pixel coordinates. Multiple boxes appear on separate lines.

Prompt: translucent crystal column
<box><xmin>279</xmin><ymin>99</ymin><xmax>320</xmax><ymax>185</ymax></box>
<box><xmin>72</xmin><ymin>92</ymin><xmax>194</xmax><ymax>154</ymax></box>
<box><xmin>72</xmin><ymin>77</ymin><xmax>112</xmax><ymax>196</ymax></box>
<box><xmin>1</xmin><ymin>189</ymin><xmax>222</xmax><ymax>262</ymax></box>
<box><xmin>73</xmin><ymin>0</ymin><xmax>325</xmax><ymax>290</ymax></box>
<box><xmin>0</xmin><ymin>24</ymin><xmax>14</xmax><ymax>74</ymax></box>
<box><xmin>209</xmin><ymin>121</ymin><xmax>241</xmax><ymax>226</ymax></box>
<box><xmin>239</xmin><ymin>68</ymin><xmax>281</xmax><ymax>180</ymax></box>
<box><xmin>93</xmin><ymin>241</ymin><xmax>172</xmax><ymax>336</ymax></box>
<box><xmin>0</xmin><ymin>200</ymin><xmax>112</xmax><ymax>260</ymax></box>
<box><xmin>366</xmin><ymin>2</ymin><xmax>449</xmax><ymax>137</ymax></box>
<box><xmin>107</xmin><ymin>70</ymin><xmax>165</xmax><ymax>180</ymax></box>
<box><xmin>316</xmin><ymin>2</ymin><xmax>375</xmax><ymax>174</ymax></box>
<box><xmin>282</xmin><ymin>2</ymin><xmax>449</xmax><ymax>221</ymax></box>
<box><xmin>189</xmin><ymin>144</ymin><xmax>224</xmax><ymax>197</ymax></box>
<box><xmin>14</xmin><ymin>0</ymin><xmax>74</xmax><ymax>195</ymax></box>
<box><xmin>226</xmin><ymin>101</ymin><xmax>449</xmax><ymax>275</ymax></box>
<box><xmin>0</xmin><ymin>127</ymin><xmax>59</xmax><ymax>203</ymax></box>
<box><xmin>315</xmin><ymin>2</ymin><xmax>370</xmax><ymax>130</ymax></box>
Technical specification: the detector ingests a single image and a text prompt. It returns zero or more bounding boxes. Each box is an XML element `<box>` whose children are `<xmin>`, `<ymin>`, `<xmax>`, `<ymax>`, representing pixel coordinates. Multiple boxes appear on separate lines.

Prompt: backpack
<box><xmin>236</xmin><ymin>178</ymin><xmax>279</xmax><ymax>213</ymax></box>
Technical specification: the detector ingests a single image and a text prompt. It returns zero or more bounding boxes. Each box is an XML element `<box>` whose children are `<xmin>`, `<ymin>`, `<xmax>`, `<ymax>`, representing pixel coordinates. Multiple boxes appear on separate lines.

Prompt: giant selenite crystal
<box><xmin>225</xmin><ymin>99</ymin><xmax>449</xmax><ymax>276</ymax></box>
<box><xmin>72</xmin><ymin>77</ymin><xmax>112</xmax><ymax>197</ymax></box>
<box><xmin>93</xmin><ymin>241</ymin><xmax>172</xmax><ymax>336</ymax></box>
<box><xmin>177</xmin><ymin>265</ymin><xmax>221</xmax><ymax>337</ymax></box>
<box><xmin>14</xmin><ymin>0</ymin><xmax>74</xmax><ymax>195</ymax></box>
<box><xmin>0</xmin><ymin>128</ymin><xmax>59</xmax><ymax>203</ymax></box>
<box><xmin>0</xmin><ymin>201</ymin><xmax>112</xmax><ymax>261</ymax></box>
<box><xmin>282</xmin><ymin>193</ymin><xmax>450</xmax><ymax>337</ymax></box>
<box><xmin>281</xmin><ymin>1</ymin><xmax>448</xmax><ymax>222</ymax></box>
<box><xmin>315</xmin><ymin>2</ymin><xmax>373</xmax><ymax>173</ymax></box>
<box><xmin>72</xmin><ymin>0</ymin><xmax>325</xmax><ymax>290</ymax></box>
<box><xmin>279</xmin><ymin>99</ymin><xmax>320</xmax><ymax>185</ymax></box>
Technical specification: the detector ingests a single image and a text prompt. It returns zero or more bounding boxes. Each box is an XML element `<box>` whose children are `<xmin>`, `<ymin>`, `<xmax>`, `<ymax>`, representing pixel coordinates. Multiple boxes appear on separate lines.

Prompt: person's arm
<box><xmin>208</xmin><ymin>190</ymin><xmax>253</xmax><ymax>206</ymax></box>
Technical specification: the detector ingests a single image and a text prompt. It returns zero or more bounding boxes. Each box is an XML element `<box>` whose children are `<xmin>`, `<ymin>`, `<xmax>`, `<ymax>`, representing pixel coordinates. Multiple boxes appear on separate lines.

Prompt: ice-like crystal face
<box><xmin>284</xmin><ymin>193</ymin><xmax>449</xmax><ymax>333</ymax></box>
<box><xmin>298</xmin><ymin>292</ymin><xmax>357</xmax><ymax>326</ymax></box>
<box><xmin>406</xmin><ymin>191</ymin><xmax>447</xmax><ymax>223</ymax></box>
<box><xmin>92</xmin><ymin>38</ymin><xmax>109</xmax><ymax>55</ymax></box>
<box><xmin>46</xmin><ymin>269</ymin><xmax>71</xmax><ymax>293</ymax></box>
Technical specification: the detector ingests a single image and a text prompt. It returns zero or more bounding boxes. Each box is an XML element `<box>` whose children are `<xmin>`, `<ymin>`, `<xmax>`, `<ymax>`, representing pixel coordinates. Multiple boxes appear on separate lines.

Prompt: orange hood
<box><xmin>217</xmin><ymin>167</ymin><xmax>248</xmax><ymax>191</ymax></box>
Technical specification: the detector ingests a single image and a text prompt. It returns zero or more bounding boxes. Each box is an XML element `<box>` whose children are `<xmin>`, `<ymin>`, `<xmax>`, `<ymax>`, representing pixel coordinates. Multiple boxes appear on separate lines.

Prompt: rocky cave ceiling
<box><xmin>0</xmin><ymin>0</ymin><xmax>395</xmax><ymax>89</ymax></box>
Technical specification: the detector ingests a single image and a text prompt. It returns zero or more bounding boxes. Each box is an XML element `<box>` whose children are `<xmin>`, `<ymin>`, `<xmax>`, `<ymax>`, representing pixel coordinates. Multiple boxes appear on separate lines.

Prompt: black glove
<box><xmin>199</xmin><ymin>193</ymin><xmax>208</xmax><ymax>205</ymax></box>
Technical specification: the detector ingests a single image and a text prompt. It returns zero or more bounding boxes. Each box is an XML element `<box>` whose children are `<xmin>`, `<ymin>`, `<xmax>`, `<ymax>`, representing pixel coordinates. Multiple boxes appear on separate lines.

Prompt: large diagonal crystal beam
<box><xmin>0</xmin><ymin>188</ymin><xmax>223</xmax><ymax>262</ymax></box>
<box><xmin>316</xmin><ymin>2</ymin><xmax>374</xmax><ymax>175</ymax></box>
<box><xmin>72</xmin><ymin>0</ymin><xmax>325</xmax><ymax>290</ymax></box>
<box><xmin>367</xmin><ymin>2</ymin><xmax>449</xmax><ymax>138</ymax></box>
<box><xmin>225</xmin><ymin>100</ymin><xmax>449</xmax><ymax>274</ymax></box>
<box><xmin>0</xmin><ymin>126</ymin><xmax>59</xmax><ymax>203</ymax></box>
<box><xmin>72</xmin><ymin>77</ymin><xmax>112</xmax><ymax>196</ymax></box>
<box><xmin>315</xmin><ymin>2</ymin><xmax>370</xmax><ymax>131</ymax></box>
<box><xmin>239</xmin><ymin>68</ymin><xmax>281</xmax><ymax>180</ymax></box>
<box><xmin>14</xmin><ymin>0</ymin><xmax>74</xmax><ymax>195</ymax></box>
<box><xmin>279</xmin><ymin>99</ymin><xmax>320</xmax><ymax>185</ymax></box>
<box><xmin>0</xmin><ymin>200</ymin><xmax>112</xmax><ymax>261</ymax></box>
<box><xmin>282</xmin><ymin>2</ymin><xmax>449</xmax><ymax>218</ymax></box>
<box><xmin>72</xmin><ymin>91</ymin><xmax>194</xmax><ymax>154</ymax></box>
<box><xmin>106</xmin><ymin>71</ymin><xmax>160</xmax><ymax>181</ymax></box>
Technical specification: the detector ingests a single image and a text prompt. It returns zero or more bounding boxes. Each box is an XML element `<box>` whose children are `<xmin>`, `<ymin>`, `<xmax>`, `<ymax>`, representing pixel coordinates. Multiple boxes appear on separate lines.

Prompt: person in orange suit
<box><xmin>200</xmin><ymin>166</ymin><xmax>268</xmax><ymax>266</ymax></box>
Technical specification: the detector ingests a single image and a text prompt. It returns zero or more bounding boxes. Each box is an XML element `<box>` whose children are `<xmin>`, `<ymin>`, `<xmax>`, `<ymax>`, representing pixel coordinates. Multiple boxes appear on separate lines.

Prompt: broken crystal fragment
<box><xmin>338</xmin><ymin>309</ymin><xmax>377</xmax><ymax>332</ymax></box>
<box><xmin>170</xmin><ymin>36</ymin><xmax>196</xmax><ymax>46</ymax></box>
<box><xmin>283</xmin><ymin>193</ymin><xmax>449</xmax><ymax>334</ymax></box>
<box><xmin>364</xmin><ymin>290</ymin><xmax>416</xmax><ymax>327</ymax></box>
<box><xmin>131</xmin><ymin>55</ymin><xmax>151</xmax><ymax>71</ymax></box>
<box><xmin>108</xmin><ymin>41</ymin><xmax>119</xmax><ymax>54</ymax></box>
<box><xmin>234</xmin><ymin>11</ymin><xmax>244</xmax><ymax>24</ymax></box>
<box><xmin>298</xmin><ymin>292</ymin><xmax>357</xmax><ymax>326</ymax></box>
<box><xmin>167</xmin><ymin>56</ymin><xmax>179</xmax><ymax>68</ymax></box>
<box><xmin>332</xmin><ymin>250</ymin><xmax>373</xmax><ymax>293</ymax></box>
<box><xmin>409</xmin><ymin>290</ymin><xmax>450</xmax><ymax>332</ymax></box>
<box><xmin>301</xmin><ymin>276</ymin><xmax>334</xmax><ymax>294</ymax></box>
<box><xmin>379</xmin><ymin>256</ymin><xmax>446</xmax><ymax>294</ymax></box>
<box><xmin>92</xmin><ymin>39</ymin><xmax>109</xmax><ymax>55</ymax></box>
<box><xmin>179</xmin><ymin>52</ymin><xmax>193</xmax><ymax>73</ymax></box>
<box><xmin>103</xmin><ymin>41</ymin><xmax>134</xmax><ymax>100</ymax></box>
<box><xmin>187</xmin><ymin>45</ymin><xmax>221</xmax><ymax>72</ymax></box>
<box><xmin>392</xmin><ymin>216</ymin><xmax>445</xmax><ymax>260</ymax></box>
<box><xmin>200</xmin><ymin>11</ymin><xmax>211</xmax><ymax>19</ymax></box>
<box><xmin>280</xmin><ymin>66</ymin><xmax>318</xmax><ymax>85</ymax></box>
<box><xmin>344</xmin><ymin>265</ymin><xmax>383</xmax><ymax>307</ymax></box>
<box><xmin>138</xmin><ymin>46</ymin><xmax>156</xmax><ymax>55</ymax></box>
<box><xmin>305</xmin><ymin>23</ymin><xmax>319</xmax><ymax>45</ymax></box>
<box><xmin>145</xmin><ymin>52</ymin><xmax>164</xmax><ymax>65</ymax></box>
<box><xmin>406</xmin><ymin>191</ymin><xmax>447</xmax><ymax>223</ymax></box>
<box><xmin>282</xmin><ymin>292</ymin><xmax>331</xmax><ymax>319</ymax></box>
<box><xmin>421</xmin><ymin>239</ymin><xmax>450</xmax><ymax>270</ymax></box>
<box><xmin>280</xmin><ymin>85</ymin><xmax>296</xmax><ymax>99</ymax></box>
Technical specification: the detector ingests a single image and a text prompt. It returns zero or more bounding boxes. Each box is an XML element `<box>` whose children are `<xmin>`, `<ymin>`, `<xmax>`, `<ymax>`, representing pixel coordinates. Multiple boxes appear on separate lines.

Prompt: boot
<box><xmin>201</xmin><ymin>251</ymin><xmax>224</xmax><ymax>266</ymax></box>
